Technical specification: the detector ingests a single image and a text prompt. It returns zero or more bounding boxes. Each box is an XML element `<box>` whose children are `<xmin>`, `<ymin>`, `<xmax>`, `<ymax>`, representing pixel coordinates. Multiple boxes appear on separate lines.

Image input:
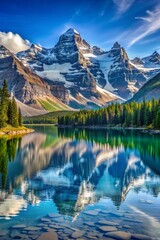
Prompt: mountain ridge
<box><xmin>128</xmin><ymin>71</ymin><xmax>160</xmax><ymax>102</ymax></box>
<box><xmin>0</xmin><ymin>28</ymin><xmax>160</xmax><ymax>116</ymax></box>
<box><xmin>17</xmin><ymin>28</ymin><xmax>160</xmax><ymax>101</ymax></box>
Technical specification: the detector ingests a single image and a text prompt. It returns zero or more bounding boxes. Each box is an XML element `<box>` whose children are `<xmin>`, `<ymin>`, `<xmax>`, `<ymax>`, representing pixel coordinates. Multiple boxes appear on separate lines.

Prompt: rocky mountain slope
<box><xmin>0</xmin><ymin>45</ymin><xmax>71</xmax><ymax>115</ymax></box>
<box><xmin>129</xmin><ymin>71</ymin><xmax>160</xmax><ymax>102</ymax></box>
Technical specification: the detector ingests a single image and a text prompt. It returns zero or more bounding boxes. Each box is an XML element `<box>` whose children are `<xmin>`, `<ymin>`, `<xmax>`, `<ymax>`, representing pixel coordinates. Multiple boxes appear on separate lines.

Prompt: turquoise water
<box><xmin>0</xmin><ymin>126</ymin><xmax>160</xmax><ymax>239</ymax></box>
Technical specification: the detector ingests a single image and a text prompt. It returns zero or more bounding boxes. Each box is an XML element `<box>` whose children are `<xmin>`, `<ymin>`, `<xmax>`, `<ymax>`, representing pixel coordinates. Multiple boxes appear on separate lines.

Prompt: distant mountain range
<box><xmin>0</xmin><ymin>28</ymin><xmax>160</xmax><ymax>115</ymax></box>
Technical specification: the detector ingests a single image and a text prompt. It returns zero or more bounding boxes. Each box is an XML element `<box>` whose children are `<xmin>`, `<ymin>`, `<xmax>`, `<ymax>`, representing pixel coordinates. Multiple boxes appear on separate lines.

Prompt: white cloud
<box><xmin>113</xmin><ymin>0</ymin><xmax>135</xmax><ymax>14</ymax></box>
<box><xmin>128</xmin><ymin>4</ymin><xmax>160</xmax><ymax>47</ymax></box>
<box><xmin>0</xmin><ymin>32</ymin><xmax>30</xmax><ymax>53</ymax></box>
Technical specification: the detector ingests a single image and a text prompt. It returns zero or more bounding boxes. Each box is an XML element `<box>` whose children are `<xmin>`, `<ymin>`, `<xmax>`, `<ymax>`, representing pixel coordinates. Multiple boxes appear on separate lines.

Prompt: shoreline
<box><xmin>0</xmin><ymin>127</ymin><xmax>34</xmax><ymax>136</ymax></box>
<box><xmin>57</xmin><ymin>125</ymin><xmax>160</xmax><ymax>134</ymax></box>
<box><xmin>24</xmin><ymin>123</ymin><xmax>56</xmax><ymax>126</ymax></box>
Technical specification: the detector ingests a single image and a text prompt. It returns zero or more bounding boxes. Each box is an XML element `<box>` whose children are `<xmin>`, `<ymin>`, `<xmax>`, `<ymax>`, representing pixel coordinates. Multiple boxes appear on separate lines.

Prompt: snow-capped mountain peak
<box><xmin>15</xmin><ymin>28</ymin><xmax>160</xmax><ymax>104</ymax></box>
<box><xmin>141</xmin><ymin>50</ymin><xmax>160</xmax><ymax>68</ymax></box>
<box><xmin>112</xmin><ymin>42</ymin><xmax>121</xmax><ymax>49</ymax></box>
<box><xmin>64</xmin><ymin>28</ymin><xmax>80</xmax><ymax>36</ymax></box>
<box><xmin>152</xmin><ymin>50</ymin><xmax>159</xmax><ymax>57</ymax></box>
<box><xmin>150</xmin><ymin>51</ymin><xmax>160</xmax><ymax>63</ymax></box>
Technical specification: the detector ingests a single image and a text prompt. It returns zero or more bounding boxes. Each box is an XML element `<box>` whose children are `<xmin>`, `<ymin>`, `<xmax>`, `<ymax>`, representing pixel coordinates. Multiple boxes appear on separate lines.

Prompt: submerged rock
<box><xmin>105</xmin><ymin>231</ymin><xmax>131</xmax><ymax>240</ymax></box>
<box><xmin>12</xmin><ymin>224</ymin><xmax>26</xmax><ymax>229</ymax></box>
<box><xmin>0</xmin><ymin>230</ymin><xmax>8</xmax><ymax>236</ymax></box>
<box><xmin>131</xmin><ymin>234</ymin><xmax>151</xmax><ymax>240</ymax></box>
<box><xmin>40</xmin><ymin>218</ymin><xmax>51</xmax><ymax>223</ymax></box>
<box><xmin>84</xmin><ymin>210</ymin><xmax>98</xmax><ymax>216</ymax></box>
<box><xmin>98</xmin><ymin>220</ymin><xmax>119</xmax><ymax>226</ymax></box>
<box><xmin>72</xmin><ymin>230</ymin><xmax>84</xmax><ymax>238</ymax></box>
<box><xmin>24</xmin><ymin>227</ymin><xmax>40</xmax><ymax>231</ymax></box>
<box><xmin>37</xmin><ymin>230</ymin><xmax>58</xmax><ymax>240</ymax></box>
<box><xmin>98</xmin><ymin>226</ymin><xmax>117</xmax><ymax>232</ymax></box>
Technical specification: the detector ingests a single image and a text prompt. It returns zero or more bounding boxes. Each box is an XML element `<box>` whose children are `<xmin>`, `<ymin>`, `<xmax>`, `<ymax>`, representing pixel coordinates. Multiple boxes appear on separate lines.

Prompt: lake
<box><xmin>0</xmin><ymin>126</ymin><xmax>160</xmax><ymax>240</ymax></box>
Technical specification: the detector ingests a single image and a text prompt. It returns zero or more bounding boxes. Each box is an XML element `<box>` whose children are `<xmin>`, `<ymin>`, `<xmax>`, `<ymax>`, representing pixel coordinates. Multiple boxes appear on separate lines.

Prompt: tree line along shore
<box><xmin>58</xmin><ymin>99</ymin><xmax>160</xmax><ymax>129</ymax></box>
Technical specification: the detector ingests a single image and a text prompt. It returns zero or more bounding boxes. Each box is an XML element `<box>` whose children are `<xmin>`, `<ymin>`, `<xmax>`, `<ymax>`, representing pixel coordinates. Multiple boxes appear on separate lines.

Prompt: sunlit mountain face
<box><xmin>0</xmin><ymin>126</ymin><xmax>160</xmax><ymax>239</ymax></box>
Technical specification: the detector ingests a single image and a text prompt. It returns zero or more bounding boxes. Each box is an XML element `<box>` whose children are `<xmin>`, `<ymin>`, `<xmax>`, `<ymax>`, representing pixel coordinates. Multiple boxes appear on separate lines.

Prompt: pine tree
<box><xmin>11</xmin><ymin>97</ymin><xmax>19</xmax><ymax>127</ymax></box>
<box><xmin>18</xmin><ymin>108</ymin><xmax>23</xmax><ymax>126</ymax></box>
<box><xmin>0</xmin><ymin>101</ymin><xmax>8</xmax><ymax>128</ymax></box>
<box><xmin>7</xmin><ymin>100</ymin><xmax>12</xmax><ymax>125</ymax></box>
<box><xmin>2</xmin><ymin>80</ymin><xmax>10</xmax><ymax>116</ymax></box>
<box><xmin>156</xmin><ymin>107</ymin><xmax>160</xmax><ymax>129</ymax></box>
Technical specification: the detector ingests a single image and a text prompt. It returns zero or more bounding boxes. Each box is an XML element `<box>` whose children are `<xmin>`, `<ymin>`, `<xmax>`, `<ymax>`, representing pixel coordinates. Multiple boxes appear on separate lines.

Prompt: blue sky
<box><xmin>0</xmin><ymin>0</ymin><xmax>160</xmax><ymax>58</ymax></box>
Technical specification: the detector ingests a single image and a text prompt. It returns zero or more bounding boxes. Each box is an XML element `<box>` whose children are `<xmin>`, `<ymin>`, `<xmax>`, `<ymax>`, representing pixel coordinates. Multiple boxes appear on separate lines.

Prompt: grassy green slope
<box><xmin>36</xmin><ymin>97</ymin><xmax>71</xmax><ymax>112</ymax></box>
<box><xmin>129</xmin><ymin>72</ymin><xmax>160</xmax><ymax>102</ymax></box>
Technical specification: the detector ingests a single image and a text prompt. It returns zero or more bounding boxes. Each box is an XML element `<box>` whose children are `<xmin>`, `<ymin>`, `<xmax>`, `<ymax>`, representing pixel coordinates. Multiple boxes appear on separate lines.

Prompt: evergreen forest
<box><xmin>0</xmin><ymin>80</ymin><xmax>22</xmax><ymax>128</ymax></box>
<box><xmin>58</xmin><ymin>99</ymin><xmax>160</xmax><ymax>129</ymax></box>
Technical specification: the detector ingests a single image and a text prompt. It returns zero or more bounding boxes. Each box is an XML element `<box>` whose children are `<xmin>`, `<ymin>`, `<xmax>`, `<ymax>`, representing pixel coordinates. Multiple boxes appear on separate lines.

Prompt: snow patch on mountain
<box><xmin>83</xmin><ymin>53</ymin><xmax>97</xmax><ymax>59</ymax></box>
<box><xmin>95</xmin><ymin>53</ymin><xmax>115</xmax><ymax>91</ymax></box>
<box><xmin>64</xmin><ymin>28</ymin><xmax>79</xmax><ymax>36</ymax></box>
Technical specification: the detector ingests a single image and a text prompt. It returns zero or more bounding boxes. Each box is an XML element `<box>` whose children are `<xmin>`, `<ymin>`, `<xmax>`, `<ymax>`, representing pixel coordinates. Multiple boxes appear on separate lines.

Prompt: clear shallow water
<box><xmin>0</xmin><ymin>126</ymin><xmax>160</xmax><ymax>239</ymax></box>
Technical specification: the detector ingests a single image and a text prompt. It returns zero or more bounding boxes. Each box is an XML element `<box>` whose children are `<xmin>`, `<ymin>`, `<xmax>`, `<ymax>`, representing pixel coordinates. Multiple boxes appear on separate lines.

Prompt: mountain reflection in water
<box><xmin>0</xmin><ymin>126</ymin><xmax>160</xmax><ymax>220</ymax></box>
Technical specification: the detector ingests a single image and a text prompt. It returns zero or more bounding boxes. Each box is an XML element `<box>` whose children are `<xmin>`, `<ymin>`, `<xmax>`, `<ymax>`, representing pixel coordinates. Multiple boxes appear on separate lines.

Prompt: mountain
<box><xmin>129</xmin><ymin>72</ymin><xmax>160</xmax><ymax>102</ymax></box>
<box><xmin>17</xmin><ymin>29</ymin><xmax>160</xmax><ymax>102</ymax></box>
<box><xmin>0</xmin><ymin>45</ymin><xmax>70</xmax><ymax>116</ymax></box>
<box><xmin>17</xmin><ymin>29</ymin><xmax>125</xmax><ymax>108</ymax></box>
<box><xmin>0</xmin><ymin>28</ymin><xmax>159</xmax><ymax>113</ymax></box>
<box><xmin>88</xmin><ymin>42</ymin><xmax>146</xmax><ymax>99</ymax></box>
<box><xmin>142</xmin><ymin>51</ymin><xmax>160</xmax><ymax>67</ymax></box>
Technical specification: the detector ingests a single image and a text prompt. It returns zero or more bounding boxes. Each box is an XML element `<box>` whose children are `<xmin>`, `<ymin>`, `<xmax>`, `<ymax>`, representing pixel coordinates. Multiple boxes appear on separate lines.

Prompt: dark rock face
<box><xmin>0</xmin><ymin>45</ymin><xmax>52</xmax><ymax>105</ymax></box>
<box><xmin>46</xmin><ymin>80</ymin><xmax>69</xmax><ymax>104</ymax></box>
<box><xmin>132</xmin><ymin>57</ymin><xmax>144</xmax><ymax>65</ymax></box>
<box><xmin>92</xmin><ymin>46</ymin><xmax>104</xmax><ymax>55</ymax></box>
